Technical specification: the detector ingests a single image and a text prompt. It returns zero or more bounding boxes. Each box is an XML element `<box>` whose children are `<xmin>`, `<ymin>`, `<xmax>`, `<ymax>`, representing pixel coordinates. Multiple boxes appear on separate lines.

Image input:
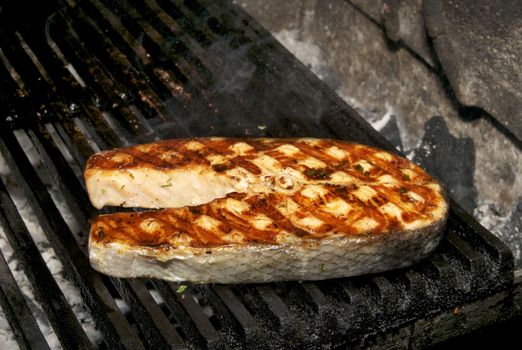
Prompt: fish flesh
<box><xmin>86</xmin><ymin>138</ymin><xmax>448</xmax><ymax>283</ymax></box>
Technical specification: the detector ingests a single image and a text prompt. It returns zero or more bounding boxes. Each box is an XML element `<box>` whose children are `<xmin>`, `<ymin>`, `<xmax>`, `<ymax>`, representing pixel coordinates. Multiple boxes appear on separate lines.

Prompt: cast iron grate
<box><xmin>0</xmin><ymin>0</ymin><xmax>513</xmax><ymax>348</ymax></box>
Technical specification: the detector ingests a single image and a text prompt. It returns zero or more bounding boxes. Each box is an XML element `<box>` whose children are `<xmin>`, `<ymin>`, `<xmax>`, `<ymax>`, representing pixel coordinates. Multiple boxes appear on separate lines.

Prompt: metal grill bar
<box><xmin>64</xmin><ymin>6</ymin><xmax>171</xmax><ymax>122</ymax></box>
<box><xmin>196</xmin><ymin>285</ymin><xmax>261</xmax><ymax>346</ymax></box>
<box><xmin>27</xmin><ymin>127</ymin><xmax>94</xmax><ymax>225</ymax></box>
<box><xmin>30</xmin><ymin>119</ymin><xmax>195</xmax><ymax>350</ymax></box>
<box><xmin>0</xmin><ymin>248</ymin><xmax>50</xmax><ymax>350</ymax></box>
<box><xmin>0</xmin><ymin>178</ymin><xmax>93</xmax><ymax>349</ymax></box>
<box><xmin>111</xmin><ymin>278</ymin><xmax>187</xmax><ymax>349</ymax></box>
<box><xmin>0</xmin><ymin>127</ymin><xmax>145</xmax><ymax>349</ymax></box>
<box><xmin>154</xmin><ymin>281</ymin><xmax>224</xmax><ymax>349</ymax></box>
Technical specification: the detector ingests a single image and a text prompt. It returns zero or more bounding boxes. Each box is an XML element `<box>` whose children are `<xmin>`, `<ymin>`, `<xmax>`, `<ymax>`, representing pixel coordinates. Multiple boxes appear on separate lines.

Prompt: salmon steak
<box><xmin>86</xmin><ymin>138</ymin><xmax>448</xmax><ymax>283</ymax></box>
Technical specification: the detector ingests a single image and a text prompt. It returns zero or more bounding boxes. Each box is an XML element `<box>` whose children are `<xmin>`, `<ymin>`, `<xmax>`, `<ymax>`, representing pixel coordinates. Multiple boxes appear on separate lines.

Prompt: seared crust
<box><xmin>91</xmin><ymin>185</ymin><xmax>447</xmax><ymax>248</ymax></box>
<box><xmin>86</xmin><ymin>138</ymin><xmax>449</xmax><ymax>283</ymax></box>
<box><xmin>89</xmin><ymin>219</ymin><xmax>445</xmax><ymax>283</ymax></box>
<box><xmin>85</xmin><ymin>138</ymin><xmax>445</xmax><ymax>209</ymax></box>
<box><xmin>86</xmin><ymin>138</ymin><xmax>432</xmax><ymax>179</ymax></box>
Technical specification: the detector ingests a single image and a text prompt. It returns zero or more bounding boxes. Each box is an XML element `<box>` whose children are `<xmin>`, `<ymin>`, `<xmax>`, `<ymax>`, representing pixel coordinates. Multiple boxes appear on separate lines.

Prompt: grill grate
<box><xmin>0</xmin><ymin>0</ymin><xmax>514</xmax><ymax>348</ymax></box>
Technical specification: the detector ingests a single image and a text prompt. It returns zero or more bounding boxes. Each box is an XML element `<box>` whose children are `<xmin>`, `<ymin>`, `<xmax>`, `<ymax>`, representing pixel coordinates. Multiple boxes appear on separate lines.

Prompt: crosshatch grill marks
<box><xmin>245</xmin><ymin>194</ymin><xmax>303</xmax><ymax>235</ymax></box>
<box><xmin>290</xmin><ymin>141</ymin><xmax>346</xmax><ymax>167</ymax></box>
<box><xmin>87</xmin><ymin>138</ymin><xmax>428</xmax><ymax>184</ymax></box>
<box><xmin>92</xmin><ymin>177</ymin><xmax>445</xmax><ymax>249</ymax></box>
<box><xmin>87</xmin><ymin>137</ymin><xmax>448</xmax><ymax>247</ymax></box>
<box><xmin>292</xmin><ymin>186</ymin><xmax>390</xmax><ymax>235</ymax></box>
<box><xmin>371</xmin><ymin>184</ymin><xmax>436</xmax><ymax>218</ymax></box>
<box><xmin>215</xmin><ymin>155</ymin><xmax>262</xmax><ymax>175</ymax></box>
<box><xmin>320</xmin><ymin>183</ymin><xmax>437</xmax><ymax>229</ymax></box>
<box><xmin>289</xmin><ymin>194</ymin><xmax>358</xmax><ymax>236</ymax></box>
<box><xmin>86</xmin><ymin>137</ymin><xmax>448</xmax><ymax>215</ymax></box>
<box><xmin>205</xmin><ymin>201</ymin><xmax>279</xmax><ymax>243</ymax></box>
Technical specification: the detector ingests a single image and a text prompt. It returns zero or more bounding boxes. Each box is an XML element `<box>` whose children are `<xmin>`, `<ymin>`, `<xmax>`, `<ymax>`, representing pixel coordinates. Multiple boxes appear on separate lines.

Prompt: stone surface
<box><xmin>333</xmin><ymin>0</ymin><xmax>522</xmax><ymax>142</ymax></box>
<box><xmin>234</xmin><ymin>0</ymin><xmax>304</xmax><ymax>33</ymax></box>
<box><xmin>382</xmin><ymin>0</ymin><xmax>435</xmax><ymax>66</ymax></box>
<box><xmin>239</xmin><ymin>0</ymin><xmax>522</xmax><ymax>267</ymax></box>
<box><xmin>349</xmin><ymin>0</ymin><xmax>383</xmax><ymax>23</ymax></box>
<box><xmin>424</xmin><ymin>0</ymin><xmax>522</xmax><ymax>142</ymax></box>
<box><xmin>350</xmin><ymin>0</ymin><xmax>436</xmax><ymax>67</ymax></box>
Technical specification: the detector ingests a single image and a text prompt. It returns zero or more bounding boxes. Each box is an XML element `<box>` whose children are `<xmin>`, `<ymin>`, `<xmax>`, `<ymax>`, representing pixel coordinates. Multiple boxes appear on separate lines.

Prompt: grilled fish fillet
<box><xmin>86</xmin><ymin>138</ymin><xmax>448</xmax><ymax>283</ymax></box>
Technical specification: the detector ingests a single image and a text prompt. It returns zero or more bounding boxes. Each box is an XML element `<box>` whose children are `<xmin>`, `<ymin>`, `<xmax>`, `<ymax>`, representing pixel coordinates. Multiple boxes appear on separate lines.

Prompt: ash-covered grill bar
<box><xmin>0</xmin><ymin>0</ymin><xmax>519</xmax><ymax>348</ymax></box>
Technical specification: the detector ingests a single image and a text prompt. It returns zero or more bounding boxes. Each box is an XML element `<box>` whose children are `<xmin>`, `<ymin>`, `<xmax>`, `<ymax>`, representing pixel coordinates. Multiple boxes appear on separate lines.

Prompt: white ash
<box><xmin>114</xmin><ymin>298</ymin><xmax>130</xmax><ymax>315</ymax></box>
<box><xmin>149</xmin><ymin>288</ymin><xmax>164</xmax><ymax>305</ymax></box>
<box><xmin>274</xmin><ymin>29</ymin><xmax>341</xmax><ymax>89</ymax></box>
<box><xmin>0</xmin><ymin>231</ymin><xmax>21</xmax><ymax>350</ymax></box>
<box><xmin>0</xmin><ymin>133</ymin><xmax>102</xmax><ymax>348</ymax></box>
<box><xmin>369</xmin><ymin>109</ymin><xmax>392</xmax><ymax>131</ymax></box>
<box><xmin>0</xmin><ymin>310</ymin><xmax>19</xmax><ymax>350</ymax></box>
<box><xmin>474</xmin><ymin>199</ymin><xmax>511</xmax><ymax>237</ymax></box>
<box><xmin>475</xmin><ymin>199</ymin><xmax>521</xmax><ymax>264</ymax></box>
<box><xmin>275</xmin><ymin>30</ymin><xmax>325</xmax><ymax>75</ymax></box>
<box><xmin>0</xmin><ymin>228</ymin><xmax>60</xmax><ymax>349</ymax></box>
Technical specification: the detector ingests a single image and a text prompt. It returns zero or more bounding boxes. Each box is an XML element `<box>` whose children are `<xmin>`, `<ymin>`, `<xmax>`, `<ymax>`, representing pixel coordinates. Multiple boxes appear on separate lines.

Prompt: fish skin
<box><xmin>86</xmin><ymin>138</ymin><xmax>449</xmax><ymax>283</ymax></box>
